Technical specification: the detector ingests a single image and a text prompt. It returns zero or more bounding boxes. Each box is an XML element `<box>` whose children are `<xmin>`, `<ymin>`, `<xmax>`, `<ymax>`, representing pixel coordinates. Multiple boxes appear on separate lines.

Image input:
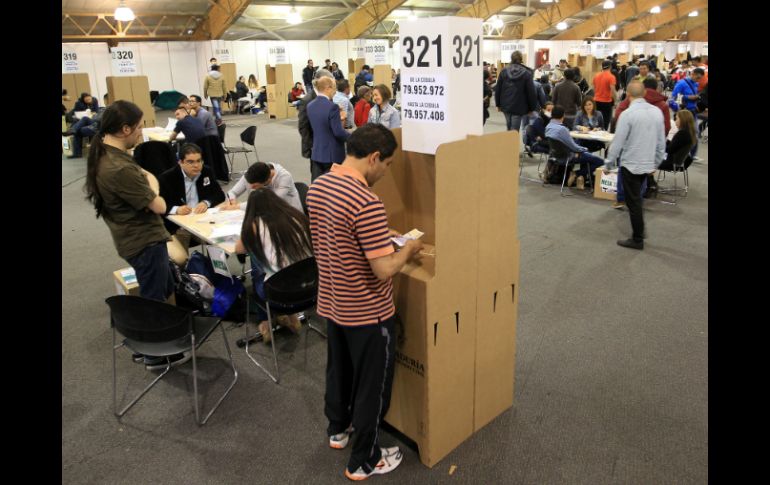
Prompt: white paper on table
<box><xmin>74</xmin><ymin>110</ymin><xmax>90</xmax><ymax>120</ymax></box>
<box><xmin>198</xmin><ymin>209</ymin><xmax>243</xmax><ymax>224</ymax></box>
<box><xmin>164</xmin><ymin>118</ymin><xmax>177</xmax><ymax>132</ymax></box>
<box><xmin>210</xmin><ymin>224</ymin><xmax>242</xmax><ymax>239</ymax></box>
<box><xmin>391</xmin><ymin>228</ymin><xmax>424</xmax><ymax>247</ymax></box>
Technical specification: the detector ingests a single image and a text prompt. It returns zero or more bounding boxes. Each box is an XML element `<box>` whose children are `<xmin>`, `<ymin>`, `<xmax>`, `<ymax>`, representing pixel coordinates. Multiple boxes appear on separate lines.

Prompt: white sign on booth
<box><xmin>703</xmin><ymin>44</ymin><xmax>708</xmax><ymax>56</ymax></box>
<box><xmin>616</xmin><ymin>42</ymin><xmax>630</xmax><ymax>54</ymax></box>
<box><xmin>268</xmin><ymin>42</ymin><xmax>289</xmax><ymax>64</ymax></box>
<box><xmin>110</xmin><ymin>46</ymin><xmax>138</xmax><ymax>75</ymax></box>
<box><xmin>500</xmin><ymin>41</ymin><xmax>526</xmax><ymax>62</ymax></box>
<box><xmin>365</xmin><ymin>40</ymin><xmax>388</xmax><ymax>65</ymax></box>
<box><xmin>677</xmin><ymin>43</ymin><xmax>690</xmax><ymax>54</ymax></box>
<box><xmin>633</xmin><ymin>44</ymin><xmax>644</xmax><ymax>55</ymax></box>
<box><xmin>592</xmin><ymin>42</ymin><xmax>611</xmax><ymax>58</ymax></box>
<box><xmin>62</xmin><ymin>49</ymin><xmax>78</xmax><ymax>73</ymax></box>
<box><xmin>649</xmin><ymin>43</ymin><xmax>664</xmax><ymax>55</ymax></box>
<box><xmin>579</xmin><ymin>44</ymin><xmax>591</xmax><ymax>56</ymax></box>
<box><xmin>214</xmin><ymin>48</ymin><xmax>232</xmax><ymax>62</ymax></box>
<box><xmin>399</xmin><ymin>16</ymin><xmax>483</xmax><ymax>155</ymax></box>
<box><xmin>350</xmin><ymin>39</ymin><xmax>365</xmax><ymax>60</ymax></box>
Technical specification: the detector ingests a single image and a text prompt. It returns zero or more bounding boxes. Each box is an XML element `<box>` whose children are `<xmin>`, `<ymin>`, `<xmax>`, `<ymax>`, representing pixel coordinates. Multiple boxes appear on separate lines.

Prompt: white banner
<box><xmin>267</xmin><ymin>42</ymin><xmax>289</xmax><ymax>64</ymax></box>
<box><xmin>350</xmin><ymin>39</ymin><xmax>365</xmax><ymax>60</ymax></box>
<box><xmin>633</xmin><ymin>44</ymin><xmax>644</xmax><ymax>55</ymax></box>
<box><xmin>214</xmin><ymin>47</ymin><xmax>233</xmax><ymax>63</ymax></box>
<box><xmin>579</xmin><ymin>44</ymin><xmax>591</xmax><ymax>56</ymax></box>
<box><xmin>365</xmin><ymin>40</ymin><xmax>388</xmax><ymax>65</ymax></box>
<box><xmin>615</xmin><ymin>42</ymin><xmax>629</xmax><ymax>54</ymax></box>
<box><xmin>500</xmin><ymin>41</ymin><xmax>526</xmax><ymax>62</ymax></box>
<box><xmin>110</xmin><ymin>46</ymin><xmax>138</xmax><ymax>75</ymax></box>
<box><xmin>599</xmin><ymin>171</ymin><xmax>618</xmax><ymax>194</ymax></box>
<box><xmin>677</xmin><ymin>43</ymin><xmax>690</xmax><ymax>54</ymax></box>
<box><xmin>62</xmin><ymin>49</ymin><xmax>79</xmax><ymax>73</ymax></box>
<box><xmin>592</xmin><ymin>42</ymin><xmax>611</xmax><ymax>58</ymax></box>
<box><xmin>702</xmin><ymin>44</ymin><xmax>708</xmax><ymax>56</ymax></box>
<box><xmin>649</xmin><ymin>43</ymin><xmax>664</xmax><ymax>55</ymax></box>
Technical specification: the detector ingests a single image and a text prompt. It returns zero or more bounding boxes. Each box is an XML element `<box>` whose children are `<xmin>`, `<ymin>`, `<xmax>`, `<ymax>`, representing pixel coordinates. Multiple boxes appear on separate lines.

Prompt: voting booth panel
<box><xmin>373</xmin><ymin>65</ymin><xmax>392</xmax><ymax>91</ymax></box>
<box><xmin>62</xmin><ymin>73</ymin><xmax>92</xmax><ymax>112</ymax></box>
<box><xmin>265</xmin><ymin>64</ymin><xmax>293</xmax><ymax>119</ymax></box>
<box><xmin>106</xmin><ymin>76</ymin><xmax>156</xmax><ymax>128</ymax></box>
<box><xmin>376</xmin><ymin>129</ymin><xmax>520</xmax><ymax>467</ymax></box>
<box><xmin>348</xmin><ymin>58</ymin><xmax>365</xmax><ymax>85</ymax></box>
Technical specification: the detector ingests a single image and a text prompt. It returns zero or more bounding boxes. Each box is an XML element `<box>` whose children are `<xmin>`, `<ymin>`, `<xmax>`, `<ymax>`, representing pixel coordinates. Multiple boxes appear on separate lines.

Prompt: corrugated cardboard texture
<box><xmin>474</xmin><ymin>240</ymin><xmax>520</xmax><ymax>431</ymax></box>
<box><xmin>265</xmin><ymin>66</ymin><xmax>276</xmax><ymax>85</ymax></box>
<box><xmin>106</xmin><ymin>76</ymin><xmax>155</xmax><ymax>127</ymax></box>
<box><xmin>373</xmin><ymin>65</ymin><xmax>391</xmax><ymax>90</ymax></box>
<box><xmin>378</xmin><ymin>129</ymin><xmax>520</xmax><ymax>468</ymax></box>
<box><xmin>593</xmin><ymin>167</ymin><xmax>617</xmax><ymax>201</ymax></box>
<box><xmin>62</xmin><ymin>73</ymin><xmax>92</xmax><ymax>112</ymax></box>
<box><xmin>220</xmin><ymin>63</ymin><xmax>237</xmax><ymax>96</ymax></box>
<box><xmin>106</xmin><ymin>76</ymin><xmax>133</xmax><ymax>106</ymax></box>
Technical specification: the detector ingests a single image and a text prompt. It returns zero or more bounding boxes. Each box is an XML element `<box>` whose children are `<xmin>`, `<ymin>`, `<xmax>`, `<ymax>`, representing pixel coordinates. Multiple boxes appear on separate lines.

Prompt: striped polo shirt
<box><xmin>307</xmin><ymin>163</ymin><xmax>395</xmax><ymax>326</ymax></box>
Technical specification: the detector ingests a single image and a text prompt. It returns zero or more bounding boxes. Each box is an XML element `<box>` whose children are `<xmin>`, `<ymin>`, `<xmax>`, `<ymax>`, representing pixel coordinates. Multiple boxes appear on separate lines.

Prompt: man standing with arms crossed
<box><xmin>603</xmin><ymin>81</ymin><xmax>666</xmax><ymax>250</ymax></box>
<box><xmin>307</xmin><ymin>124</ymin><xmax>423</xmax><ymax>480</ymax></box>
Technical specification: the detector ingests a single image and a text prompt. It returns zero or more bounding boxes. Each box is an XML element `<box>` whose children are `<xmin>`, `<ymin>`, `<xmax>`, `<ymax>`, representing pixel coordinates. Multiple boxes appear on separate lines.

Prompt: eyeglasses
<box><xmin>182</xmin><ymin>159</ymin><xmax>203</xmax><ymax>165</ymax></box>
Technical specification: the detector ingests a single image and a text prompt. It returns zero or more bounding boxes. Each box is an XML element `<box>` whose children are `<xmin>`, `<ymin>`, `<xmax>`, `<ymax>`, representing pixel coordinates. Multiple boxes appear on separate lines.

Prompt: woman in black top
<box><xmin>648</xmin><ymin>110</ymin><xmax>697</xmax><ymax>194</ymax></box>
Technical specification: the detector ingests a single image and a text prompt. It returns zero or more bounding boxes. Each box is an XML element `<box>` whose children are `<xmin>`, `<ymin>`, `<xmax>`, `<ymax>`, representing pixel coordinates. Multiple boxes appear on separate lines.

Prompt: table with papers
<box><xmin>142</xmin><ymin>117</ymin><xmax>185</xmax><ymax>142</ymax></box>
<box><xmin>166</xmin><ymin>208</ymin><xmax>245</xmax><ymax>254</ymax></box>
<box><xmin>569</xmin><ymin>130</ymin><xmax>614</xmax><ymax>144</ymax></box>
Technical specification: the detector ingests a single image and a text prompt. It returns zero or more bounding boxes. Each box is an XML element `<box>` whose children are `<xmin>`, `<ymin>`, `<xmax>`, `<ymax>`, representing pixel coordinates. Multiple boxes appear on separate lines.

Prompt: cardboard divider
<box><xmin>376</xmin><ymin>128</ymin><xmax>520</xmax><ymax>468</ymax></box>
<box><xmin>373</xmin><ymin>65</ymin><xmax>391</xmax><ymax>90</ymax></box>
<box><xmin>62</xmin><ymin>73</ymin><xmax>91</xmax><ymax>112</ymax></box>
<box><xmin>265</xmin><ymin>64</ymin><xmax>293</xmax><ymax>119</ymax></box>
<box><xmin>106</xmin><ymin>75</ymin><xmax>155</xmax><ymax>127</ymax></box>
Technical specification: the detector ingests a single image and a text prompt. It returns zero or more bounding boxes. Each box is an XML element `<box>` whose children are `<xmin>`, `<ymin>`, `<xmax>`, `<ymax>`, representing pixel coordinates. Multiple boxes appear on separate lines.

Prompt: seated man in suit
<box><xmin>158</xmin><ymin>143</ymin><xmax>226</xmax><ymax>264</ymax></box>
<box><xmin>220</xmin><ymin>161</ymin><xmax>303</xmax><ymax>212</ymax></box>
<box><xmin>544</xmin><ymin>106</ymin><xmax>604</xmax><ymax>190</ymax></box>
<box><xmin>306</xmin><ymin>76</ymin><xmax>351</xmax><ymax>181</ymax></box>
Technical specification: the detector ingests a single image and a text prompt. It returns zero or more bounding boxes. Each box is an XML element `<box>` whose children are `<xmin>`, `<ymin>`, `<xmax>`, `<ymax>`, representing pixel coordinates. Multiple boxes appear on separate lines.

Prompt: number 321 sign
<box><xmin>401</xmin><ymin>34</ymin><xmax>480</xmax><ymax>69</ymax></box>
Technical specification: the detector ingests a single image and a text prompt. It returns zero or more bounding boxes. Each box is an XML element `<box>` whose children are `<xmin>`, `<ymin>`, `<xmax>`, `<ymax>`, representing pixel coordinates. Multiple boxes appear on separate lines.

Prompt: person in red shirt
<box><xmin>592</xmin><ymin>60</ymin><xmax>617</xmax><ymax>130</ymax></box>
<box><xmin>353</xmin><ymin>85</ymin><xmax>372</xmax><ymax>127</ymax></box>
<box><xmin>290</xmin><ymin>82</ymin><xmax>305</xmax><ymax>102</ymax></box>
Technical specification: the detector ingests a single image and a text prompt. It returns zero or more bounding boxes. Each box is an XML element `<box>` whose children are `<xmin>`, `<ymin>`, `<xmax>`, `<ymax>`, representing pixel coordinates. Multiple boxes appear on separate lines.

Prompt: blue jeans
<box><xmin>70</xmin><ymin>116</ymin><xmax>97</xmax><ymax>157</ymax></box>
<box><xmin>210</xmin><ymin>97</ymin><xmax>223</xmax><ymax>120</ymax></box>
<box><xmin>125</xmin><ymin>242</ymin><xmax>175</xmax><ymax>302</ymax></box>
<box><xmin>574</xmin><ymin>152</ymin><xmax>604</xmax><ymax>178</ymax></box>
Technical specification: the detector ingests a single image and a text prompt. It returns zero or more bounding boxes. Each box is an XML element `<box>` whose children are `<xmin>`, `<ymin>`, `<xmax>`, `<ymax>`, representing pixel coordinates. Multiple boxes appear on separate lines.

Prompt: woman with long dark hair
<box><xmin>235</xmin><ymin>189</ymin><xmax>313</xmax><ymax>343</ymax></box>
<box><xmin>84</xmin><ymin>100</ymin><xmax>183</xmax><ymax>370</ymax></box>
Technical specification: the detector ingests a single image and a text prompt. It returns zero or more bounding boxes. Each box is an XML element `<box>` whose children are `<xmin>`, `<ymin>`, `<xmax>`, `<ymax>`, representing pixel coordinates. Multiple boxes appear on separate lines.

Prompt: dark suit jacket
<box><xmin>158</xmin><ymin>165</ymin><xmax>225</xmax><ymax>233</ymax></box>
<box><xmin>297</xmin><ymin>90</ymin><xmax>317</xmax><ymax>159</ymax></box>
<box><xmin>306</xmin><ymin>95</ymin><xmax>350</xmax><ymax>165</ymax></box>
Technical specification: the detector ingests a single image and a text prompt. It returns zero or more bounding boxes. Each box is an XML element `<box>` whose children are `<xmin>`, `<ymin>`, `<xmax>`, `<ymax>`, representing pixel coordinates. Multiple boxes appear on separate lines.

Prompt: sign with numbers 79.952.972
<box><xmin>401</xmin><ymin>34</ymin><xmax>480</xmax><ymax>69</ymax></box>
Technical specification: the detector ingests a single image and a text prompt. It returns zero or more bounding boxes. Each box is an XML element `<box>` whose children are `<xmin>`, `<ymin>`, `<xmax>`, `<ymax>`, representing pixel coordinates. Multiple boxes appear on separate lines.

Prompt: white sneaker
<box><xmin>344</xmin><ymin>448</ymin><xmax>403</xmax><ymax>481</ymax></box>
<box><xmin>329</xmin><ymin>425</ymin><xmax>354</xmax><ymax>449</ymax></box>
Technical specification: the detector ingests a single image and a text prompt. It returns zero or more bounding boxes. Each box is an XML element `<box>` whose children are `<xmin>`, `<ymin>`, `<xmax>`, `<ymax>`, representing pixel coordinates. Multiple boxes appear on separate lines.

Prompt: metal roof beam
<box><xmin>323</xmin><ymin>0</ymin><xmax>408</xmax><ymax>40</ymax></box>
<box><xmin>617</xmin><ymin>0</ymin><xmax>707</xmax><ymax>40</ymax></box>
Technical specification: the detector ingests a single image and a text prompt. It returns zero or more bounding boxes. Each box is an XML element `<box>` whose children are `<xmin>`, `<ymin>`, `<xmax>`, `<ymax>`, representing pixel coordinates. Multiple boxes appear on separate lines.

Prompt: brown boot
<box><xmin>567</xmin><ymin>171</ymin><xmax>577</xmax><ymax>187</ymax></box>
<box><xmin>285</xmin><ymin>314</ymin><xmax>302</xmax><ymax>334</ymax></box>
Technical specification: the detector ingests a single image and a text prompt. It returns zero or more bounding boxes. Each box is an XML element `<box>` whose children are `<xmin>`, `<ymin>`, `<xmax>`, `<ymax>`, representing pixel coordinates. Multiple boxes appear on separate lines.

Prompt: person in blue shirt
<box><xmin>671</xmin><ymin>68</ymin><xmax>704</xmax><ymax>112</ymax></box>
<box><xmin>169</xmin><ymin>107</ymin><xmax>206</xmax><ymax>146</ymax></box>
<box><xmin>544</xmin><ymin>106</ymin><xmax>605</xmax><ymax>189</ymax></box>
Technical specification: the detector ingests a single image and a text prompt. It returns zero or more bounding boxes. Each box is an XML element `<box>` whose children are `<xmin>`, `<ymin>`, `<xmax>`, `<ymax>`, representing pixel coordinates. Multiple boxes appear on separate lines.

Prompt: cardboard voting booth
<box><xmin>106</xmin><ymin>76</ymin><xmax>156</xmax><ymax>127</ymax></box>
<box><xmin>265</xmin><ymin>64</ymin><xmax>293</xmax><ymax>119</ymax></box>
<box><xmin>62</xmin><ymin>73</ymin><xmax>92</xmax><ymax>112</ymax></box>
<box><xmin>373</xmin><ymin>65</ymin><xmax>392</xmax><ymax>91</ymax></box>
<box><xmin>113</xmin><ymin>268</ymin><xmax>140</xmax><ymax>296</ymax></box>
<box><xmin>348</xmin><ymin>58</ymin><xmax>365</xmax><ymax>85</ymax></box>
<box><xmin>375</xmin><ymin>128</ymin><xmax>520</xmax><ymax>468</ymax></box>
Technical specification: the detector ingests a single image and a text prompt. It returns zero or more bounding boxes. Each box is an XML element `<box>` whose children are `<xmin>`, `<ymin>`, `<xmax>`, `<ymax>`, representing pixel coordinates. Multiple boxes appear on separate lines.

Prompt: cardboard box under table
<box><xmin>373</xmin><ymin>129</ymin><xmax>521</xmax><ymax>468</ymax></box>
<box><xmin>113</xmin><ymin>268</ymin><xmax>140</xmax><ymax>296</ymax></box>
<box><xmin>593</xmin><ymin>167</ymin><xmax>618</xmax><ymax>201</ymax></box>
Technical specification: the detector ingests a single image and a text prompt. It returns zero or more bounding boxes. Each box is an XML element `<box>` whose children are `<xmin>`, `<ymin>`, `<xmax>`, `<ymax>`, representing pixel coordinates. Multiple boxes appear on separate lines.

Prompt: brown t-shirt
<box><xmin>96</xmin><ymin>145</ymin><xmax>170</xmax><ymax>259</ymax></box>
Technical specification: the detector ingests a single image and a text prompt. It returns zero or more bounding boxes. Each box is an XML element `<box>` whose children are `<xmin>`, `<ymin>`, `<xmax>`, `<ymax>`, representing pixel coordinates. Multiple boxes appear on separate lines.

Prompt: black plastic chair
<box><xmin>243</xmin><ymin>257</ymin><xmax>319</xmax><ymax>384</ymax></box>
<box><xmin>197</xmin><ymin>135</ymin><xmax>230</xmax><ymax>182</ymax></box>
<box><xmin>224</xmin><ymin>126</ymin><xmax>257</xmax><ymax>176</ymax></box>
<box><xmin>546</xmin><ymin>137</ymin><xmax>593</xmax><ymax>197</ymax></box>
<box><xmin>106</xmin><ymin>295</ymin><xmax>238</xmax><ymax>425</ymax></box>
<box><xmin>656</xmin><ymin>143</ymin><xmax>692</xmax><ymax>202</ymax></box>
<box><xmin>133</xmin><ymin>141</ymin><xmax>177</xmax><ymax>178</ymax></box>
<box><xmin>294</xmin><ymin>182</ymin><xmax>309</xmax><ymax>216</ymax></box>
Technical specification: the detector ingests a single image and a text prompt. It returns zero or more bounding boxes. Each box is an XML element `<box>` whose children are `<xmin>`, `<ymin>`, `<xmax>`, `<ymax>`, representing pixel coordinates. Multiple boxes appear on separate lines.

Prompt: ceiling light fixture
<box><xmin>608</xmin><ymin>24</ymin><xmax>617</xmax><ymax>31</ymax></box>
<box><xmin>114</xmin><ymin>0</ymin><xmax>135</xmax><ymax>22</ymax></box>
<box><xmin>648</xmin><ymin>28</ymin><xmax>656</xmax><ymax>33</ymax></box>
<box><xmin>603</xmin><ymin>1</ymin><xmax>615</xmax><ymax>9</ymax></box>
<box><xmin>688</xmin><ymin>10</ymin><xmax>698</xmax><ymax>17</ymax></box>
<box><xmin>650</xmin><ymin>6</ymin><xmax>661</xmax><ymax>14</ymax></box>
<box><xmin>490</xmin><ymin>15</ymin><xmax>504</xmax><ymax>29</ymax></box>
<box><xmin>408</xmin><ymin>10</ymin><xmax>417</xmax><ymax>22</ymax></box>
<box><xmin>556</xmin><ymin>21</ymin><xmax>568</xmax><ymax>30</ymax></box>
<box><xmin>287</xmin><ymin>7</ymin><xmax>302</xmax><ymax>25</ymax></box>
<box><xmin>682</xmin><ymin>31</ymin><xmax>688</xmax><ymax>35</ymax></box>
<box><xmin>541</xmin><ymin>0</ymin><xmax>555</xmax><ymax>3</ymax></box>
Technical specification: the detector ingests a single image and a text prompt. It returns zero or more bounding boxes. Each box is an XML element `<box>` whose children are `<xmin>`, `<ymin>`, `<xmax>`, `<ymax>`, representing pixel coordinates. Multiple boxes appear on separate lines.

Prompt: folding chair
<box><xmin>656</xmin><ymin>143</ymin><xmax>692</xmax><ymax>203</ymax></box>
<box><xmin>106</xmin><ymin>295</ymin><xmax>238</xmax><ymax>425</ymax></box>
<box><xmin>546</xmin><ymin>137</ymin><xmax>594</xmax><ymax>197</ymax></box>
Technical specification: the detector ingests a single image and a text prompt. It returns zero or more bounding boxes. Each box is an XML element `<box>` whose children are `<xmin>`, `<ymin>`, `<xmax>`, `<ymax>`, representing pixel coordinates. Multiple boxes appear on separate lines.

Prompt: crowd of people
<box><xmin>491</xmin><ymin>50</ymin><xmax>708</xmax><ymax>249</ymax></box>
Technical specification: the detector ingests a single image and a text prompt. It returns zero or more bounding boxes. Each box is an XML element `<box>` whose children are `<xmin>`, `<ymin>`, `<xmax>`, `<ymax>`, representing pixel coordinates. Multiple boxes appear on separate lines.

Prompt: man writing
<box><xmin>307</xmin><ymin>124</ymin><xmax>423</xmax><ymax>480</ymax></box>
<box><xmin>220</xmin><ymin>161</ymin><xmax>302</xmax><ymax>212</ymax></box>
<box><xmin>603</xmin><ymin>81</ymin><xmax>666</xmax><ymax>250</ymax></box>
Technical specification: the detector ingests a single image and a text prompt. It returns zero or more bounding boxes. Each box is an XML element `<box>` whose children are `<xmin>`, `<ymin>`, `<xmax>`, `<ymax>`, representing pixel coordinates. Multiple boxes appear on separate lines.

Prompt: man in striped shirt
<box><xmin>307</xmin><ymin>124</ymin><xmax>423</xmax><ymax>480</ymax></box>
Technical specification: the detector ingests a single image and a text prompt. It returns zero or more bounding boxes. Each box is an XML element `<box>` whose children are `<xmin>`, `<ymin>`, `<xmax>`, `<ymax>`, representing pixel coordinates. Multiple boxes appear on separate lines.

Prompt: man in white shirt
<box><xmin>220</xmin><ymin>161</ymin><xmax>303</xmax><ymax>212</ymax></box>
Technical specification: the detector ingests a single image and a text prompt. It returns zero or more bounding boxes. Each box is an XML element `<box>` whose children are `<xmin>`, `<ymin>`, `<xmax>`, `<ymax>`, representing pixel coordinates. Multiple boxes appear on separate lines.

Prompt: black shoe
<box><xmin>617</xmin><ymin>238</ymin><xmax>644</xmax><ymax>250</ymax></box>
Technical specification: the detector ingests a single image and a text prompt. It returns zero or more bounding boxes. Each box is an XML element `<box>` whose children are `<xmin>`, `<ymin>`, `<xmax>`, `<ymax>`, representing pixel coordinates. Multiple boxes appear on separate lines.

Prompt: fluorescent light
<box><xmin>603</xmin><ymin>1</ymin><xmax>615</xmax><ymax>9</ymax></box>
<box><xmin>608</xmin><ymin>24</ymin><xmax>617</xmax><ymax>31</ymax></box>
<box><xmin>682</xmin><ymin>31</ymin><xmax>688</xmax><ymax>35</ymax></box>
<box><xmin>648</xmin><ymin>28</ymin><xmax>656</xmax><ymax>33</ymax></box>
<box><xmin>650</xmin><ymin>6</ymin><xmax>661</xmax><ymax>14</ymax></box>
<box><xmin>490</xmin><ymin>15</ymin><xmax>504</xmax><ymax>29</ymax></box>
<box><xmin>556</xmin><ymin>21</ymin><xmax>568</xmax><ymax>30</ymax></box>
<box><xmin>541</xmin><ymin>0</ymin><xmax>554</xmax><ymax>3</ymax></box>
<box><xmin>114</xmin><ymin>1</ymin><xmax>135</xmax><ymax>22</ymax></box>
<box><xmin>689</xmin><ymin>10</ymin><xmax>698</xmax><ymax>17</ymax></box>
<box><xmin>287</xmin><ymin>7</ymin><xmax>302</xmax><ymax>25</ymax></box>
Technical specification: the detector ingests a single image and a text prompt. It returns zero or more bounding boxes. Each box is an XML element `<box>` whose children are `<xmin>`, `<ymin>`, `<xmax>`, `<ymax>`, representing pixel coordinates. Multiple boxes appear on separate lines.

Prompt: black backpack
<box><xmin>168</xmin><ymin>259</ymin><xmax>212</xmax><ymax>315</ymax></box>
